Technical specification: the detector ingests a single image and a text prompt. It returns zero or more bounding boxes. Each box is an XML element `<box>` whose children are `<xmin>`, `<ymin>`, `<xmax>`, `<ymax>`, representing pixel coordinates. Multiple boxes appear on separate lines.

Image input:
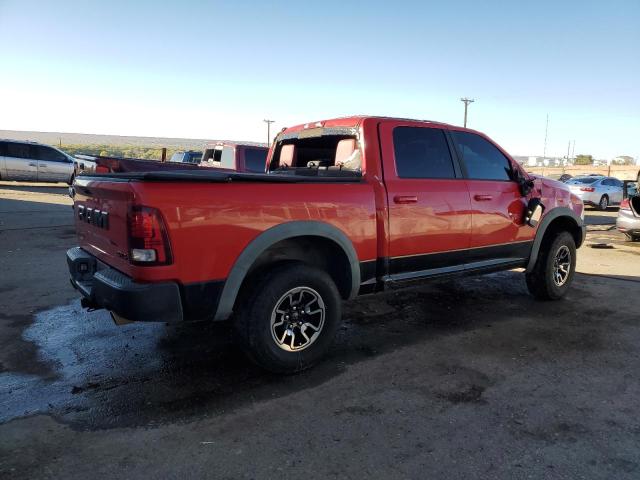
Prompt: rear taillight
<box><xmin>96</xmin><ymin>165</ymin><xmax>109</xmax><ymax>173</ymax></box>
<box><xmin>580</xmin><ymin>187</ymin><xmax>595</xmax><ymax>192</ymax></box>
<box><xmin>127</xmin><ymin>206</ymin><xmax>172</xmax><ymax>265</ymax></box>
<box><xmin>620</xmin><ymin>198</ymin><xmax>631</xmax><ymax>210</ymax></box>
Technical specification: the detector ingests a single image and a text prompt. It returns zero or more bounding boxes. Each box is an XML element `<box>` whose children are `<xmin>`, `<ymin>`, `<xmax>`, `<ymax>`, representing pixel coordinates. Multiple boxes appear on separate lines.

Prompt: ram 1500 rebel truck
<box><xmin>67</xmin><ymin>116</ymin><xmax>586</xmax><ymax>373</ymax></box>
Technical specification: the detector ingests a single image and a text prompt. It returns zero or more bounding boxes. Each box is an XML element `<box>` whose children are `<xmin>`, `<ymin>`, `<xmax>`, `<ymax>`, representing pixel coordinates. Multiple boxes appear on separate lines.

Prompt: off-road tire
<box><xmin>526</xmin><ymin>231</ymin><xmax>576</xmax><ymax>300</ymax></box>
<box><xmin>234</xmin><ymin>263</ymin><xmax>342</xmax><ymax>374</ymax></box>
<box><xmin>598</xmin><ymin>195</ymin><xmax>609</xmax><ymax>211</ymax></box>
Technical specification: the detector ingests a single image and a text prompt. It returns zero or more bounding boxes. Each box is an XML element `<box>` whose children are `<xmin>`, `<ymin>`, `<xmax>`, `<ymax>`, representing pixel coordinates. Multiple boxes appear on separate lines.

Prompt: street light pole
<box><xmin>263</xmin><ymin>119</ymin><xmax>275</xmax><ymax>145</ymax></box>
<box><xmin>460</xmin><ymin>98</ymin><xmax>475</xmax><ymax>127</ymax></box>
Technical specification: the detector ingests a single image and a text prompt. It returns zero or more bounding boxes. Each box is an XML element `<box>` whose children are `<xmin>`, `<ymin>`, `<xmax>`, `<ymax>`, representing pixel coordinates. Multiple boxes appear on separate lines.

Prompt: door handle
<box><xmin>29</xmin><ymin>162</ymin><xmax>37</xmax><ymax>167</ymax></box>
<box><xmin>393</xmin><ymin>195</ymin><xmax>418</xmax><ymax>204</ymax></box>
<box><xmin>474</xmin><ymin>194</ymin><xmax>493</xmax><ymax>201</ymax></box>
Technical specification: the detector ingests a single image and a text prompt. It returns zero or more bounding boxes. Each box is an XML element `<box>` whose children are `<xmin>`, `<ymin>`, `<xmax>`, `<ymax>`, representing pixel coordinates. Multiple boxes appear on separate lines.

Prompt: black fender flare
<box><xmin>214</xmin><ymin>221</ymin><xmax>361</xmax><ymax>320</ymax></box>
<box><xmin>525</xmin><ymin>207</ymin><xmax>585</xmax><ymax>272</ymax></box>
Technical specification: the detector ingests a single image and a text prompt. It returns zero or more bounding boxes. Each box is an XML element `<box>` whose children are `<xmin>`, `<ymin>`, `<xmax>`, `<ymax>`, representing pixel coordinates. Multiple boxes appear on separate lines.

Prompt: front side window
<box><xmin>393</xmin><ymin>127</ymin><xmax>455</xmax><ymax>179</ymax></box>
<box><xmin>452</xmin><ymin>131</ymin><xmax>512</xmax><ymax>181</ymax></box>
<box><xmin>34</xmin><ymin>146</ymin><xmax>67</xmax><ymax>162</ymax></box>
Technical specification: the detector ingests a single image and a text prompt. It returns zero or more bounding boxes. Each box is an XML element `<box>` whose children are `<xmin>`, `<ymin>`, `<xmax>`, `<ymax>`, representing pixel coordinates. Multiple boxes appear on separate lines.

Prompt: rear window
<box><xmin>244</xmin><ymin>148</ymin><xmax>267</xmax><ymax>172</ymax></box>
<box><xmin>186</xmin><ymin>153</ymin><xmax>202</xmax><ymax>163</ymax></box>
<box><xmin>269</xmin><ymin>134</ymin><xmax>362</xmax><ymax>177</ymax></box>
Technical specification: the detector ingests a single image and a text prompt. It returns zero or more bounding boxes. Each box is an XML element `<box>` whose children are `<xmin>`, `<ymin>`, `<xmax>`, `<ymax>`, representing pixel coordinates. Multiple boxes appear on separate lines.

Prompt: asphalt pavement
<box><xmin>1</xmin><ymin>182</ymin><xmax>639</xmax><ymax>479</ymax></box>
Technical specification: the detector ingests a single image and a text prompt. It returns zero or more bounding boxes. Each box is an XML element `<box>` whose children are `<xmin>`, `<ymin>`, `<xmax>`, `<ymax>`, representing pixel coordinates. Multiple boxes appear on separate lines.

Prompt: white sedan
<box><xmin>566</xmin><ymin>175</ymin><xmax>624</xmax><ymax>210</ymax></box>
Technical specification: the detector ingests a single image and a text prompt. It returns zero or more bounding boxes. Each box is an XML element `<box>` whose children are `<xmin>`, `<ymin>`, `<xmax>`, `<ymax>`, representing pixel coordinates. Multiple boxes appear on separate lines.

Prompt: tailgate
<box><xmin>73</xmin><ymin>177</ymin><xmax>135</xmax><ymax>275</ymax></box>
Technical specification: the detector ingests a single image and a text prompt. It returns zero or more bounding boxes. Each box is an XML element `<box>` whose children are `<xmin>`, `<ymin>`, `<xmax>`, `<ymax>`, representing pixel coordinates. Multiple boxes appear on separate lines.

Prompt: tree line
<box><xmin>59</xmin><ymin>144</ymin><xmax>191</xmax><ymax>160</ymax></box>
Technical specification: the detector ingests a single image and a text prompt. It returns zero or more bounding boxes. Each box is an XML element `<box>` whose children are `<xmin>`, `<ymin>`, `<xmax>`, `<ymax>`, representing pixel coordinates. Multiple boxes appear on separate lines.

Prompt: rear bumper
<box><xmin>67</xmin><ymin>247</ymin><xmax>183</xmax><ymax>323</ymax></box>
<box><xmin>616</xmin><ymin>211</ymin><xmax>640</xmax><ymax>235</ymax></box>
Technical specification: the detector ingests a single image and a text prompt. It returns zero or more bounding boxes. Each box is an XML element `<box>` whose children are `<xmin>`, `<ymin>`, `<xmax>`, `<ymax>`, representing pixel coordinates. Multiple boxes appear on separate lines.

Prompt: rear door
<box><xmin>34</xmin><ymin>145</ymin><xmax>72</xmax><ymax>182</ymax></box>
<box><xmin>4</xmin><ymin>142</ymin><xmax>37</xmax><ymax>181</ymax></box>
<box><xmin>449</xmin><ymin>129</ymin><xmax>533</xmax><ymax>266</ymax></box>
<box><xmin>380</xmin><ymin>120</ymin><xmax>472</xmax><ymax>280</ymax></box>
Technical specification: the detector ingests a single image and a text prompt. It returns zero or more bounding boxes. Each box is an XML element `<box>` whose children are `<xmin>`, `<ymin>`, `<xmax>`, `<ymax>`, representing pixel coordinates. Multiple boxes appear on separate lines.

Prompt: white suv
<box><xmin>0</xmin><ymin>140</ymin><xmax>75</xmax><ymax>184</ymax></box>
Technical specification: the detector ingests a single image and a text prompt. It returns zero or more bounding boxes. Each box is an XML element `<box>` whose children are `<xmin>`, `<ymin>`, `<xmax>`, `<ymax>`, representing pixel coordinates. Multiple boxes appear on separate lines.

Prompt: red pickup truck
<box><xmin>67</xmin><ymin>116</ymin><xmax>586</xmax><ymax>373</ymax></box>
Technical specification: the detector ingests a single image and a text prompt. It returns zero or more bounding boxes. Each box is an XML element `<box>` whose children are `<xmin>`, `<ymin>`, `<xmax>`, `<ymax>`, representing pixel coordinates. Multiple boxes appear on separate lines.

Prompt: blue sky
<box><xmin>1</xmin><ymin>0</ymin><xmax>638</xmax><ymax>159</ymax></box>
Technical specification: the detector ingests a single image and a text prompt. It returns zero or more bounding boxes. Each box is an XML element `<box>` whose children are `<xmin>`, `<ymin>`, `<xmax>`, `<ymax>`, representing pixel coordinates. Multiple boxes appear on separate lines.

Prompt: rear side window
<box><xmin>393</xmin><ymin>127</ymin><xmax>455</xmax><ymax>179</ymax></box>
<box><xmin>6</xmin><ymin>142</ymin><xmax>31</xmax><ymax>159</ymax></box>
<box><xmin>244</xmin><ymin>148</ymin><xmax>267</xmax><ymax>172</ymax></box>
<box><xmin>452</xmin><ymin>131</ymin><xmax>512</xmax><ymax>181</ymax></box>
<box><xmin>0</xmin><ymin>141</ymin><xmax>6</xmax><ymax>156</ymax></box>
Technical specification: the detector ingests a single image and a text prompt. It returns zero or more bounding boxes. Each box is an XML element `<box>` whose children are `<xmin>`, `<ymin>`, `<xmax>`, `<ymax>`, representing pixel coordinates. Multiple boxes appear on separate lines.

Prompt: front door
<box><xmin>34</xmin><ymin>145</ymin><xmax>72</xmax><ymax>182</ymax></box>
<box><xmin>380</xmin><ymin>121</ymin><xmax>472</xmax><ymax>280</ymax></box>
<box><xmin>449</xmin><ymin>129</ymin><xmax>533</xmax><ymax>266</ymax></box>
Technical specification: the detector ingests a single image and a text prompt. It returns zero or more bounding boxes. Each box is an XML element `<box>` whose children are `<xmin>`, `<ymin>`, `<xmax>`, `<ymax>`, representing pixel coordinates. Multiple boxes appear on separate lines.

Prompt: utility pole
<box><xmin>543</xmin><ymin>114</ymin><xmax>549</xmax><ymax>162</ymax></box>
<box><xmin>571</xmin><ymin>140</ymin><xmax>575</xmax><ymax>161</ymax></box>
<box><xmin>460</xmin><ymin>98</ymin><xmax>475</xmax><ymax>128</ymax></box>
<box><xmin>263</xmin><ymin>119</ymin><xmax>275</xmax><ymax>145</ymax></box>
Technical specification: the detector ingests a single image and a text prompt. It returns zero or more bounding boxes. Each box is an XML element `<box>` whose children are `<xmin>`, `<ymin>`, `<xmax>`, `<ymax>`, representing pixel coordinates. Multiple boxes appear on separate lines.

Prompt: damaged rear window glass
<box><xmin>268</xmin><ymin>134</ymin><xmax>362</xmax><ymax>177</ymax></box>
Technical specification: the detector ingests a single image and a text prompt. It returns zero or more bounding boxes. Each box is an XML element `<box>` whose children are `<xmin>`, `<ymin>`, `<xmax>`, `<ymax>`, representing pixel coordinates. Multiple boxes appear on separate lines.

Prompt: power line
<box><xmin>263</xmin><ymin>119</ymin><xmax>275</xmax><ymax>146</ymax></box>
<box><xmin>460</xmin><ymin>98</ymin><xmax>475</xmax><ymax>128</ymax></box>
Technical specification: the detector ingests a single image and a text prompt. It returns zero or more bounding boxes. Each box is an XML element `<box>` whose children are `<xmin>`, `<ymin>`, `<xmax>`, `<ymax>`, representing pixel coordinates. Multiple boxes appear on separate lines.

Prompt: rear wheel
<box><xmin>598</xmin><ymin>195</ymin><xmax>609</xmax><ymax>211</ymax></box>
<box><xmin>234</xmin><ymin>263</ymin><xmax>342</xmax><ymax>373</ymax></box>
<box><xmin>526</xmin><ymin>231</ymin><xmax>576</xmax><ymax>300</ymax></box>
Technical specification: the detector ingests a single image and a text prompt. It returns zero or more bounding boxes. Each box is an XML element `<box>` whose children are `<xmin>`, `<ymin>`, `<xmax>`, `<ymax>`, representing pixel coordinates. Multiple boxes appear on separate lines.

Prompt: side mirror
<box><xmin>525</xmin><ymin>198</ymin><xmax>545</xmax><ymax>227</ymax></box>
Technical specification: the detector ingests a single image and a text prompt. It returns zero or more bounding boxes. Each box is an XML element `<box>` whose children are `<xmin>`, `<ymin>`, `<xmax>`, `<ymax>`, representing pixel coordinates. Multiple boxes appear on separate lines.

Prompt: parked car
<box><xmin>0</xmin><ymin>139</ymin><xmax>75</xmax><ymax>184</ymax></box>
<box><xmin>169</xmin><ymin>150</ymin><xmax>202</xmax><ymax>164</ymax></box>
<box><xmin>565</xmin><ymin>175</ymin><xmax>624</xmax><ymax>210</ymax></box>
<box><xmin>201</xmin><ymin>142</ymin><xmax>268</xmax><ymax>172</ymax></box>
<box><xmin>67</xmin><ymin>115</ymin><xmax>586</xmax><ymax>373</ymax></box>
<box><xmin>617</xmin><ymin>187</ymin><xmax>640</xmax><ymax>241</ymax></box>
<box><xmin>559</xmin><ymin>174</ymin><xmax>573</xmax><ymax>183</ymax></box>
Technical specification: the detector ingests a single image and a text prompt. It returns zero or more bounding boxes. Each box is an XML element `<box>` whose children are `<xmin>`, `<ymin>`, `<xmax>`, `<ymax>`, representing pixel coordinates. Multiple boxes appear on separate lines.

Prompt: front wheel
<box><xmin>526</xmin><ymin>231</ymin><xmax>577</xmax><ymax>300</ymax></box>
<box><xmin>234</xmin><ymin>263</ymin><xmax>342</xmax><ymax>373</ymax></box>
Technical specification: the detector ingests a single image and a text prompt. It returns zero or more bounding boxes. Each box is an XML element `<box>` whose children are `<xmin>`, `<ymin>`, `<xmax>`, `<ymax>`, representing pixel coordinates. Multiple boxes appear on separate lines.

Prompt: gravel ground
<box><xmin>1</xmin><ymin>182</ymin><xmax>639</xmax><ymax>479</ymax></box>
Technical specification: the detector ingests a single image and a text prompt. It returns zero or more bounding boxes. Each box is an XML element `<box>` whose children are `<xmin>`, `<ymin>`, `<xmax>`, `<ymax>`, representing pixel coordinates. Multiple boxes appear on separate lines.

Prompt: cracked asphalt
<box><xmin>1</xmin><ymin>181</ymin><xmax>639</xmax><ymax>479</ymax></box>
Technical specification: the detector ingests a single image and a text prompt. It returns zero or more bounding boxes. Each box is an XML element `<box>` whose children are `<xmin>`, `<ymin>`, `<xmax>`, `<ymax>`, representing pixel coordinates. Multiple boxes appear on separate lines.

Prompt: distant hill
<box><xmin>0</xmin><ymin>129</ymin><xmax>264</xmax><ymax>149</ymax></box>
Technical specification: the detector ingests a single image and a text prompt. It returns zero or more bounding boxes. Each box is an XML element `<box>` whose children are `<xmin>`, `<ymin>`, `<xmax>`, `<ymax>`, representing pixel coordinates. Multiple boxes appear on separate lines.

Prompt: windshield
<box><xmin>568</xmin><ymin>177</ymin><xmax>599</xmax><ymax>184</ymax></box>
<box><xmin>268</xmin><ymin>134</ymin><xmax>362</xmax><ymax>177</ymax></box>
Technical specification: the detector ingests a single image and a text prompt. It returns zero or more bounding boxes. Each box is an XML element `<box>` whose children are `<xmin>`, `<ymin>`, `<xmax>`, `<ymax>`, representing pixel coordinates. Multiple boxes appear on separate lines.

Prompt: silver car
<box><xmin>566</xmin><ymin>175</ymin><xmax>624</xmax><ymax>210</ymax></box>
<box><xmin>0</xmin><ymin>139</ymin><xmax>75</xmax><ymax>184</ymax></box>
<box><xmin>617</xmin><ymin>189</ymin><xmax>640</xmax><ymax>241</ymax></box>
